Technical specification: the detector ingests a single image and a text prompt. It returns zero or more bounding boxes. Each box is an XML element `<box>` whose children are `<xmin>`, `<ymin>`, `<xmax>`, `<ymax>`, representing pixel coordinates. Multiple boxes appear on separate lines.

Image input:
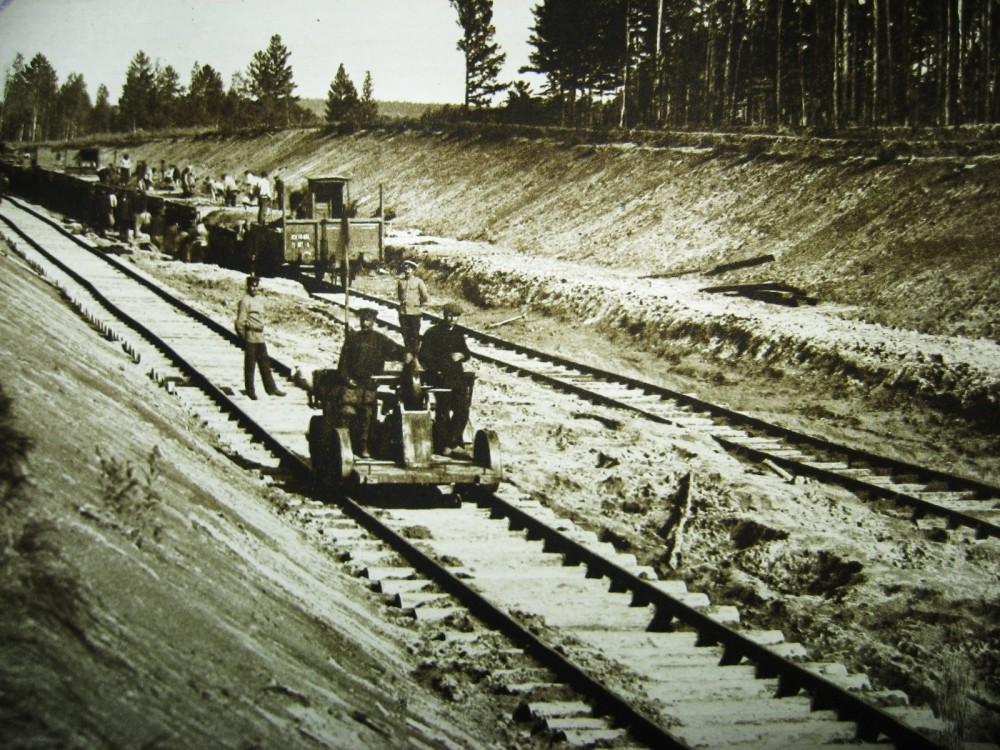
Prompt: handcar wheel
<box><xmin>473</xmin><ymin>429</ymin><xmax>502</xmax><ymax>474</ymax></box>
<box><xmin>309</xmin><ymin>418</ymin><xmax>355</xmax><ymax>490</ymax></box>
<box><xmin>331</xmin><ymin>427</ymin><xmax>355</xmax><ymax>481</ymax></box>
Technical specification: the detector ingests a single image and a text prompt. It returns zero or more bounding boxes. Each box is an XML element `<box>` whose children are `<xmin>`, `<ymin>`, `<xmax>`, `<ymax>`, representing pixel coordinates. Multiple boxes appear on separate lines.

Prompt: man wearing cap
<box><xmin>396</xmin><ymin>260</ymin><xmax>429</xmax><ymax>356</ymax></box>
<box><xmin>336</xmin><ymin>307</ymin><xmax>394</xmax><ymax>457</ymax></box>
<box><xmin>234</xmin><ymin>275</ymin><xmax>286</xmax><ymax>400</ymax></box>
<box><xmin>420</xmin><ymin>302</ymin><xmax>473</xmax><ymax>455</ymax></box>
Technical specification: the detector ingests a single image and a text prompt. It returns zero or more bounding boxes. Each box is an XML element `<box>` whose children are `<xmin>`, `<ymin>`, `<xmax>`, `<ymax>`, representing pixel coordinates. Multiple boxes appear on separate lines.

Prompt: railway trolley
<box><xmin>308</xmin><ymin>362</ymin><xmax>503</xmax><ymax>494</ymax></box>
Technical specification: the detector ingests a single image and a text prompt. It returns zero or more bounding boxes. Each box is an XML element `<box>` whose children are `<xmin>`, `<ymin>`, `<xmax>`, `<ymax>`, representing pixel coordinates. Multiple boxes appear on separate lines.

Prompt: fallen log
<box><xmin>488</xmin><ymin>312</ymin><xmax>526</xmax><ymax>329</ymax></box>
<box><xmin>705</xmin><ymin>253</ymin><xmax>776</xmax><ymax>276</ymax></box>
<box><xmin>700</xmin><ymin>281</ymin><xmax>818</xmax><ymax>307</ymax></box>
<box><xmin>762</xmin><ymin>458</ymin><xmax>795</xmax><ymax>483</ymax></box>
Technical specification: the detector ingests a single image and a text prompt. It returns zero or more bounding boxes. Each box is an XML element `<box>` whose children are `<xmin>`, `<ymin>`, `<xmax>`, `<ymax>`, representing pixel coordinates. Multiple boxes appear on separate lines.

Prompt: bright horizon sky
<box><xmin>0</xmin><ymin>0</ymin><xmax>544</xmax><ymax>105</ymax></box>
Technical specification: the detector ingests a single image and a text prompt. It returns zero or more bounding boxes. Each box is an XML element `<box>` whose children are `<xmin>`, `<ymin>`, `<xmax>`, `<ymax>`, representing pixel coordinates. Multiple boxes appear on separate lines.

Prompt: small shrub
<box><xmin>0</xmin><ymin>383</ymin><xmax>33</xmax><ymax>507</ymax></box>
<box><xmin>95</xmin><ymin>445</ymin><xmax>163</xmax><ymax>545</ymax></box>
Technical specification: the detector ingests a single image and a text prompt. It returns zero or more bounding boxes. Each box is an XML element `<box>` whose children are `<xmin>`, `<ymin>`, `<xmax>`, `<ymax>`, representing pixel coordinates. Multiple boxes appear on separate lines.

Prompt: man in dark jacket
<box><xmin>419</xmin><ymin>302</ymin><xmax>473</xmax><ymax>455</ymax></box>
<box><xmin>337</xmin><ymin>307</ymin><xmax>393</xmax><ymax>457</ymax></box>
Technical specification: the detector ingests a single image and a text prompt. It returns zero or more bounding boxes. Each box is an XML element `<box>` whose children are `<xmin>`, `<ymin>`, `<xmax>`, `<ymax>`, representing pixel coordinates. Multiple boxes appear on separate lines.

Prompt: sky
<box><xmin>0</xmin><ymin>0</ymin><xmax>543</xmax><ymax>105</ymax></box>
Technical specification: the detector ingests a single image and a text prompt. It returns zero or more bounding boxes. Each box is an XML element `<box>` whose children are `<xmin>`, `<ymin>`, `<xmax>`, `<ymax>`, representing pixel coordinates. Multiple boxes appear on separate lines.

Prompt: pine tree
<box><xmin>359</xmin><ymin>71</ymin><xmax>378</xmax><ymax>125</ymax></box>
<box><xmin>89</xmin><ymin>83</ymin><xmax>114</xmax><ymax>134</ymax></box>
<box><xmin>449</xmin><ymin>0</ymin><xmax>508</xmax><ymax>109</ymax></box>
<box><xmin>118</xmin><ymin>51</ymin><xmax>157</xmax><ymax>132</ymax></box>
<box><xmin>2</xmin><ymin>53</ymin><xmax>29</xmax><ymax>141</ymax></box>
<box><xmin>324</xmin><ymin>63</ymin><xmax>358</xmax><ymax>123</ymax></box>
<box><xmin>23</xmin><ymin>53</ymin><xmax>59</xmax><ymax>140</ymax></box>
<box><xmin>187</xmin><ymin>63</ymin><xmax>226</xmax><ymax>126</ymax></box>
<box><xmin>56</xmin><ymin>73</ymin><xmax>92</xmax><ymax>139</ymax></box>
<box><xmin>155</xmin><ymin>63</ymin><xmax>184</xmax><ymax>127</ymax></box>
<box><xmin>247</xmin><ymin>34</ymin><xmax>298</xmax><ymax>127</ymax></box>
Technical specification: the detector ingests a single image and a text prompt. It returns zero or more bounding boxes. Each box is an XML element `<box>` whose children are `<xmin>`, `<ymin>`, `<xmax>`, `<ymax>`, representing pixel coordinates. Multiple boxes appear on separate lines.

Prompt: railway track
<box><xmin>316</xmin><ymin>282</ymin><xmax>1000</xmax><ymax>543</ymax></box>
<box><xmin>0</xmin><ymin>196</ymin><xmax>973</xmax><ymax>749</ymax></box>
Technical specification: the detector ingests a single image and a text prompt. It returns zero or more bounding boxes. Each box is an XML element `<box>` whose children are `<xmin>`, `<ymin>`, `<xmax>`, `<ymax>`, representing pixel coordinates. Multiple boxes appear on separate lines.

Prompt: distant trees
<box><xmin>0</xmin><ymin>33</ymin><xmax>319</xmax><ymax>141</ymax></box>
<box><xmin>4</xmin><ymin>3</ymin><xmax>1000</xmax><ymax>142</ymax></box>
<box><xmin>247</xmin><ymin>34</ymin><xmax>303</xmax><ymax>127</ymax></box>
<box><xmin>449</xmin><ymin>0</ymin><xmax>508</xmax><ymax>108</ymax></box>
<box><xmin>325</xmin><ymin>64</ymin><xmax>378</xmax><ymax>128</ymax></box>
<box><xmin>186</xmin><ymin>63</ymin><xmax>226</xmax><ymax>127</ymax></box>
<box><xmin>524</xmin><ymin>0</ymin><xmax>1000</xmax><ymax>130</ymax></box>
<box><xmin>118</xmin><ymin>52</ymin><xmax>157</xmax><ymax>132</ymax></box>
<box><xmin>56</xmin><ymin>73</ymin><xmax>92</xmax><ymax>140</ymax></box>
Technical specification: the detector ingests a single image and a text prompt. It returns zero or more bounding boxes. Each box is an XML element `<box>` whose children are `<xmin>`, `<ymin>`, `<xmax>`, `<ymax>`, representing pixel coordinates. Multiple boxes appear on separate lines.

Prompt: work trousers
<box><xmin>257</xmin><ymin>196</ymin><xmax>271</xmax><ymax>225</ymax></box>
<box><xmin>244</xmin><ymin>342</ymin><xmax>278</xmax><ymax>396</ymax></box>
<box><xmin>399</xmin><ymin>314</ymin><xmax>422</xmax><ymax>355</ymax></box>
<box><xmin>433</xmin><ymin>377</ymin><xmax>473</xmax><ymax>450</ymax></box>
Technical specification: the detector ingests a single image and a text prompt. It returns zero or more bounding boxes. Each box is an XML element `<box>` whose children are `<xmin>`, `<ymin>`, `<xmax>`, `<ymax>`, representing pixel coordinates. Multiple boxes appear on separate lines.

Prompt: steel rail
<box><xmin>332</xmin><ymin>284</ymin><xmax>999</xmax><ymax>540</ymax></box>
<box><xmin>0</xmin><ymin>198</ymin><xmax>949</xmax><ymax>750</ymax></box>
<box><xmin>0</xmin><ymin>199</ymin><xmax>686</xmax><ymax>749</ymax></box>
<box><xmin>10</xmin><ymin>187</ymin><xmax>997</xmax><ymax>538</ymax></box>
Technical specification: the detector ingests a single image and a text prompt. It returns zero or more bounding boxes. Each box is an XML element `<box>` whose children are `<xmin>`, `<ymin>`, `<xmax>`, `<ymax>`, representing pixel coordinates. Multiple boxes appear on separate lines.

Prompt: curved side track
<box><xmin>0</xmin><ymin>197</ymin><xmax>961</xmax><ymax>750</ymax></box>
<box><xmin>318</xmin><ymin>284</ymin><xmax>1000</xmax><ymax>542</ymax></box>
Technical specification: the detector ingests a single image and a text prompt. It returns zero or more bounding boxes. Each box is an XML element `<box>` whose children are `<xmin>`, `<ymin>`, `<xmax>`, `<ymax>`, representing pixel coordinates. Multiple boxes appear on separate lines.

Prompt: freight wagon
<box><xmin>0</xmin><ymin>161</ymin><xmax>384</xmax><ymax>280</ymax></box>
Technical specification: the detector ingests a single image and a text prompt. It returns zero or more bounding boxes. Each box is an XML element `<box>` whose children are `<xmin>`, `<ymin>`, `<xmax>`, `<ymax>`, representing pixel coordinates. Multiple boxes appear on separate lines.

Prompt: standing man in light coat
<box><xmin>235</xmin><ymin>275</ymin><xmax>285</xmax><ymax>400</ymax></box>
<box><xmin>396</xmin><ymin>259</ymin><xmax>429</xmax><ymax>357</ymax></box>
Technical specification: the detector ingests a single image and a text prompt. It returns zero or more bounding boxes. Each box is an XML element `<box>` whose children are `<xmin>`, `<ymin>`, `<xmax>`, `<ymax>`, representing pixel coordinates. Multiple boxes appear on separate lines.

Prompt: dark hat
<box><xmin>246</xmin><ymin>275</ymin><xmax>260</xmax><ymax>288</ymax></box>
<box><xmin>442</xmin><ymin>302</ymin><xmax>463</xmax><ymax>317</ymax></box>
<box><xmin>356</xmin><ymin>307</ymin><xmax>378</xmax><ymax>319</ymax></box>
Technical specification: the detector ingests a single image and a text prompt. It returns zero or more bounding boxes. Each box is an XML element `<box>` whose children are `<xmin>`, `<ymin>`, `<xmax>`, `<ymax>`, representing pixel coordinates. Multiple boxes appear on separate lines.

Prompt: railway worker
<box><xmin>234</xmin><ymin>275</ymin><xmax>286</xmax><ymax>401</ymax></box>
<box><xmin>222</xmin><ymin>173</ymin><xmax>238</xmax><ymax>206</ymax></box>
<box><xmin>104</xmin><ymin>189</ymin><xmax>118</xmax><ymax>236</ymax></box>
<box><xmin>116</xmin><ymin>189</ymin><xmax>132</xmax><ymax>242</ymax></box>
<box><xmin>118</xmin><ymin>152</ymin><xmax>131</xmax><ymax>183</ymax></box>
<box><xmin>396</xmin><ymin>259</ymin><xmax>429</xmax><ymax>356</ymax></box>
<box><xmin>420</xmin><ymin>302</ymin><xmax>474</xmax><ymax>456</ymax></box>
<box><xmin>256</xmin><ymin>170</ymin><xmax>273</xmax><ymax>225</ymax></box>
<box><xmin>180</xmin><ymin>166</ymin><xmax>196</xmax><ymax>198</ymax></box>
<box><xmin>335</xmin><ymin>307</ymin><xmax>394</xmax><ymax>458</ymax></box>
<box><xmin>167</xmin><ymin>164</ymin><xmax>180</xmax><ymax>190</ymax></box>
<box><xmin>0</xmin><ymin>171</ymin><xmax>9</xmax><ymax>207</ymax></box>
<box><xmin>131</xmin><ymin>189</ymin><xmax>152</xmax><ymax>243</ymax></box>
<box><xmin>243</xmin><ymin>170</ymin><xmax>259</xmax><ymax>206</ymax></box>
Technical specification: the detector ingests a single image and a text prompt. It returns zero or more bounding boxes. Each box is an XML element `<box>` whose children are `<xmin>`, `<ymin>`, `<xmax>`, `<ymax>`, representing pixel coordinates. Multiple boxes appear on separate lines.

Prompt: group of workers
<box><xmin>235</xmin><ymin>260</ymin><xmax>473</xmax><ymax>459</ymax></box>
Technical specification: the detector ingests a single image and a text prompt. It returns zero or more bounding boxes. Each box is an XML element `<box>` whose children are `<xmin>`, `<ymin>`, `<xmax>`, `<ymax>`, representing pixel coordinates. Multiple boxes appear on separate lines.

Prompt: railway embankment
<box><xmin>0</xmin><ymin>241</ymin><xmax>513</xmax><ymax>748</ymax></box>
<box><xmin>95</xmin><ymin>126</ymin><xmax>1000</xmax><ymax>429</ymax></box>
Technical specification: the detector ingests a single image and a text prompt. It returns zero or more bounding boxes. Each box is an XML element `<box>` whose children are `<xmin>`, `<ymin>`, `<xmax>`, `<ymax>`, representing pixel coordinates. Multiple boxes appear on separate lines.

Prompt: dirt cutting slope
<box><xmin>122</xmin><ymin>127</ymin><xmax>1000</xmax><ymax>343</ymax></box>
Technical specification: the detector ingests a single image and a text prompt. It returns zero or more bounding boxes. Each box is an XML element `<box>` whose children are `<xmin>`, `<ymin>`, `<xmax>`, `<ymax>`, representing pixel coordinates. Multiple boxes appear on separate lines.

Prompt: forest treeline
<box><xmin>525</xmin><ymin>0</ymin><xmax>1000</xmax><ymax>130</ymax></box>
<box><xmin>3</xmin><ymin>0</ymin><xmax>999</xmax><ymax>145</ymax></box>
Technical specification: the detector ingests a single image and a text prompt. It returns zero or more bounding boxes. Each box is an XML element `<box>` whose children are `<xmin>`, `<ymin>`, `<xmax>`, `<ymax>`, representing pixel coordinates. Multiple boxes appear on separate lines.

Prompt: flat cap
<box><xmin>356</xmin><ymin>307</ymin><xmax>379</xmax><ymax>319</ymax></box>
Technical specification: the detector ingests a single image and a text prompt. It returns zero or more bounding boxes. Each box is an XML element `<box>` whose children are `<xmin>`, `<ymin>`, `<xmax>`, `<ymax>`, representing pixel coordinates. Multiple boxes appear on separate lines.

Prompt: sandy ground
<box><xmin>3</xmin><ymin>125</ymin><xmax>1000</xmax><ymax>745</ymax></box>
<box><xmin>0</xmin><ymin>239</ymin><xmax>538</xmax><ymax>749</ymax></box>
<box><xmin>119</xmin><ymin>245</ymin><xmax>1000</xmax><ymax>743</ymax></box>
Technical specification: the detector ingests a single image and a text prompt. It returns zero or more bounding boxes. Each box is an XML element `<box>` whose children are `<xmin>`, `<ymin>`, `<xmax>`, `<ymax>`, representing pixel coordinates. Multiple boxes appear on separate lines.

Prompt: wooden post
<box><xmin>342</xmin><ymin>181</ymin><xmax>351</xmax><ymax>329</ymax></box>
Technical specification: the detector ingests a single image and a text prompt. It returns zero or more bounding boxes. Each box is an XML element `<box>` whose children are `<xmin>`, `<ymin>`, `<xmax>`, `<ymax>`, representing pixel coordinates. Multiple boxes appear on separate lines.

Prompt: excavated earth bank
<box><xmin>3</xmin><ymin>124</ymin><xmax>999</xmax><ymax>745</ymax></box>
<box><xmin>119</xmin><ymin>127</ymin><xmax>1000</xmax><ymax>431</ymax></box>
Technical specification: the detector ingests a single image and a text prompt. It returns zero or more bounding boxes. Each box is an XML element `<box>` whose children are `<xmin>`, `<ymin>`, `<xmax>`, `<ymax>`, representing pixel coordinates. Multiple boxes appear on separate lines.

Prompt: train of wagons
<box><xmin>0</xmin><ymin>146</ymin><xmax>382</xmax><ymax>281</ymax></box>
<box><xmin>0</xmin><ymin>146</ymin><xmax>504</xmax><ymax>495</ymax></box>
